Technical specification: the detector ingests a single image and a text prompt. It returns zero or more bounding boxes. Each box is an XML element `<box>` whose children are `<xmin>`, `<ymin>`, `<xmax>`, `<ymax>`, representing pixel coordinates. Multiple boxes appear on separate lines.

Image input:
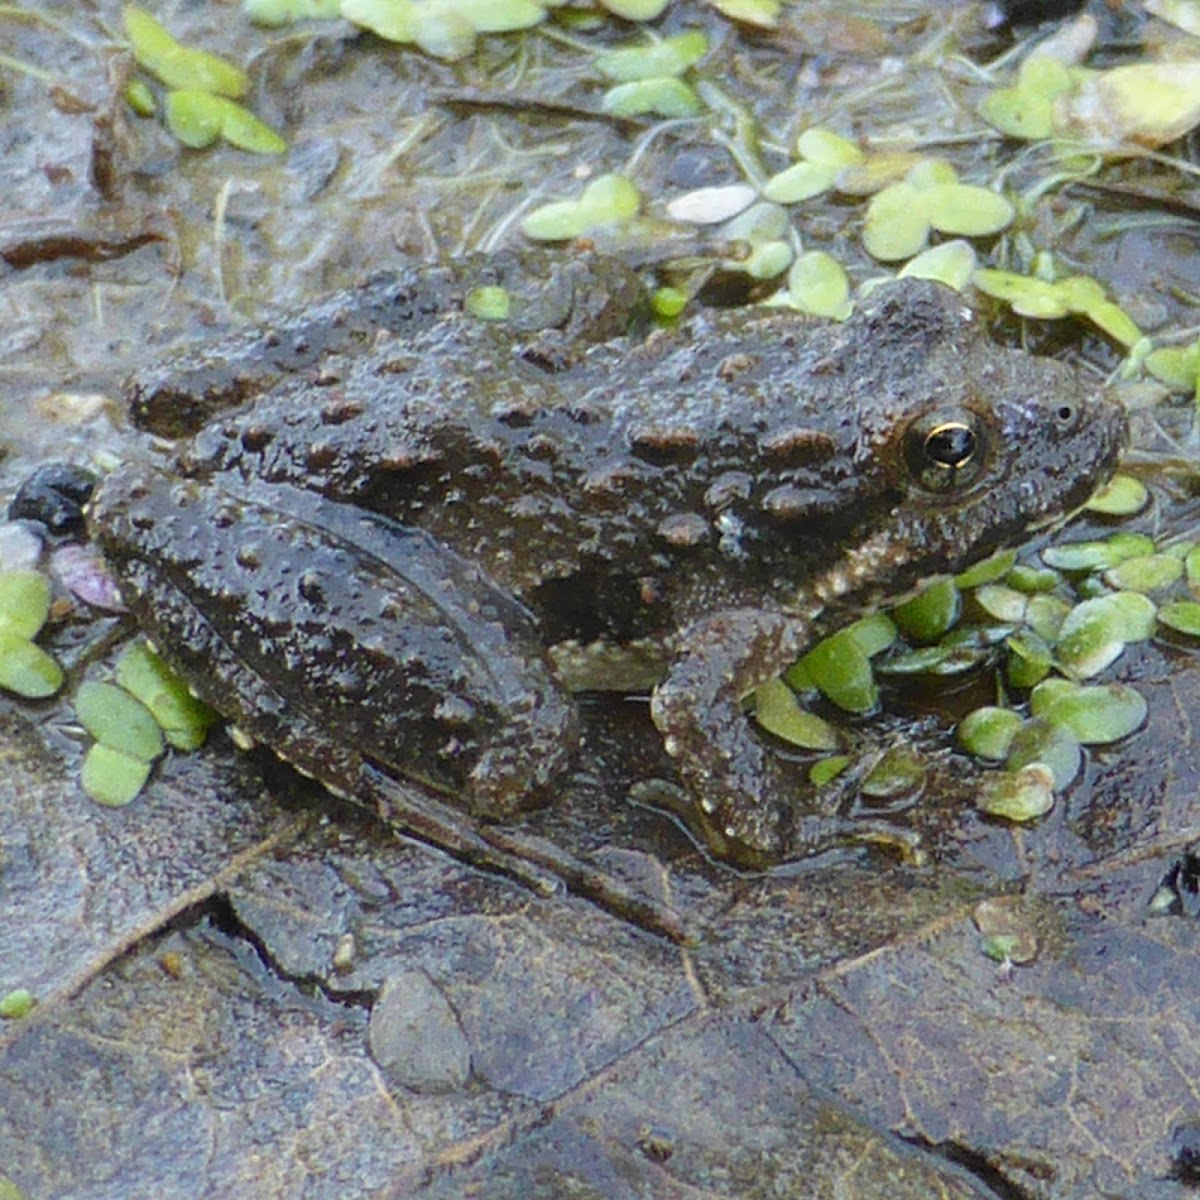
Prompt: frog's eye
<box><xmin>1053</xmin><ymin>400</ymin><xmax>1079</xmax><ymax>431</ymax></box>
<box><xmin>907</xmin><ymin>411</ymin><xmax>986</xmax><ymax>492</ymax></box>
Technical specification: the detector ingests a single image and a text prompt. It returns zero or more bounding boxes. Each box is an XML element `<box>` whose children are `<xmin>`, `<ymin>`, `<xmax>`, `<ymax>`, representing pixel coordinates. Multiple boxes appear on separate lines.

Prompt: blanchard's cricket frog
<box><xmin>88</xmin><ymin>253</ymin><xmax>1126</xmax><ymax>874</ymax></box>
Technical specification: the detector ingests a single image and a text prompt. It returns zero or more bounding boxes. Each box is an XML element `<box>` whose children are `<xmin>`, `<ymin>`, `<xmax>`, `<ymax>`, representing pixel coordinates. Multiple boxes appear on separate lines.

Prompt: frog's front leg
<box><xmin>650</xmin><ymin>608</ymin><xmax>813</xmax><ymax>863</ymax></box>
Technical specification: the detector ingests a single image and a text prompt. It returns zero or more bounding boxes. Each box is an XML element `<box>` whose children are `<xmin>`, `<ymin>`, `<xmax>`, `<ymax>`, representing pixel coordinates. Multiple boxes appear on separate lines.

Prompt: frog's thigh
<box><xmin>650</xmin><ymin>608</ymin><xmax>808</xmax><ymax>858</ymax></box>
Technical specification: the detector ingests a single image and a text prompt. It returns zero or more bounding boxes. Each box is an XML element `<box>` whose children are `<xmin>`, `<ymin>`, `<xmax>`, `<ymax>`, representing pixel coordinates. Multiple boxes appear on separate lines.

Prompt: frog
<box><xmin>87</xmin><ymin>250</ymin><xmax>1126</xmax><ymax>923</ymax></box>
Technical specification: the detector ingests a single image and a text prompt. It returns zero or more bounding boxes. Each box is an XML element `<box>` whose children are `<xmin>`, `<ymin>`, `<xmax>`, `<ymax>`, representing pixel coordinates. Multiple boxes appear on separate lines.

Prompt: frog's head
<box><xmin>892</xmin><ymin>383</ymin><xmax>1126</xmax><ymax>598</ymax></box>
<box><xmin>849</xmin><ymin>282</ymin><xmax>1128</xmax><ymax>588</ymax></box>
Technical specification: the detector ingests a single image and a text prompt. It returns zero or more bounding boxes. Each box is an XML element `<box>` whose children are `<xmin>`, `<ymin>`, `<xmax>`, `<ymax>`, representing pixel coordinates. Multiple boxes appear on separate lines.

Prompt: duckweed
<box><xmin>753</xmin><ymin>678</ymin><xmax>839</xmax><ymax>750</ymax></box>
<box><xmin>165</xmin><ymin>90</ymin><xmax>287</xmax><ymax>153</ymax></box>
<box><xmin>75</xmin><ymin>680</ymin><xmax>165</xmax><ymax>762</ymax></box>
<box><xmin>0</xmin><ymin>989</ymin><xmax>36</xmax><ymax>1020</ymax></box>
<box><xmin>601</xmin><ymin>78</ymin><xmax>700</xmax><ymax>119</ymax></box>
<box><xmin>976</xmin><ymin>762</ymin><xmax>1056</xmax><ymax>822</ymax></box>
<box><xmin>464</xmin><ymin>285</ymin><xmax>511</xmax><ymax>321</ymax></box>
<box><xmin>0</xmin><ymin>570</ymin><xmax>63</xmax><ymax>699</ymax></box>
<box><xmin>114</xmin><ymin>642</ymin><xmax>217</xmax><ymax>751</ymax></box>
<box><xmin>595</xmin><ymin>30</ymin><xmax>707</xmax><ymax>81</ymax></box>
<box><xmin>958</xmin><ymin>706</ymin><xmax>1024</xmax><ymax>761</ymax></box>
<box><xmin>124</xmin><ymin>5</ymin><xmax>249</xmax><ymax>97</ymax></box>
<box><xmin>521</xmin><ymin>173</ymin><xmax>641</xmax><ymax>242</ymax></box>
<box><xmin>0</xmin><ymin>635</ymin><xmax>64</xmax><ymax>699</ymax></box>
<box><xmin>1085</xmin><ymin>474</ymin><xmax>1149</xmax><ymax>517</ymax></box>
<box><xmin>81</xmin><ymin>743</ymin><xmax>154</xmax><ymax>808</ymax></box>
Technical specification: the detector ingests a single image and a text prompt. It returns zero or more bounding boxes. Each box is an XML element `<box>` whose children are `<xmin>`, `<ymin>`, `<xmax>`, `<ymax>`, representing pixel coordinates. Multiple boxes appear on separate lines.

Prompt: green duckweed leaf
<box><xmin>123</xmin><ymin>77</ymin><xmax>156</xmax><ymax>116</ymax></box>
<box><xmin>958</xmin><ymin>706</ymin><xmax>1023</xmax><ymax>760</ymax></box>
<box><xmin>1005</xmin><ymin>719</ymin><xmax>1082</xmax><ymax>790</ymax></box>
<box><xmin>972</xmin><ymin>269</ymin><xmax>1070</xmax><ymax>318</ymax></box>
<box><xmin>0</xmin><ymin>989</ymin><xmax>36</xmax><ymax>1020</ymax></box>
<box><xmin>845</xmin><ymin>612</ymin><xmax>898</xmax><ymax>658</ymax></box>
<box><xmin>214</xmin><ymin>95</ymin><xmax>288</xmax><ymax>153</ymax></box>
<box><xmin>809</xmin><ymin>755</ymin><xmax>850</xmax><ymax>786</ymax></box>
<box><xmin>1039</xmin><ymin>683</ymin><xmax>1147</xmax><ymax>745</ymax></box>
<box><xmin>891</xmin><ymin>578</ymin><xmax>960</xmax><ymax>642</ymax></box>
<box><xmin>1056</xmin><ymin>590</ymin><xmax>1157</xmax><ymax>678</ymax></box>
<box><xmin>0</xmin><ymin>570</ymin><xmax>51</xmax><ymax>638</ymax></box>
<box><xmin>710</xmin><ymin>0</ymin><xmax>780</xmax><ymax>27</ymax></box>
<box><xmin>470</xmin><ymin>0</ymin><xmax>546</xmax><ymax>33</ymax></box>
<box><xmin>1042</xmin><ymin>532</ymin><xmax>1155</xmax><ymax>572</ymax></box>
<box><xmin>595</xmin><ymin>30</ymin><xmax>707</xmax><ymax>81</ymax></box>
<box><xmin>781</xmin><ymin>251</ymin><xmax>852</xmax><ymax>319</ymax></box>
<box><xmin>860</xmin><ymin>746</ymin><xmax>925</xmax><ymax>799</ymax></box>
<box><xmin>165</xmin><ymin>91</ymin><xmax>287</xmax><ymax>153</ymax></box>
<box><xmin>1029</xmin><ymin>678</ymin><xmax>1081</xmax><ymax>715</ymax></box>
<box><xmin>340</xmin><ymin>0</ymin><xmax>418</xmax><ymax>41</ymax></box>
<box><xmin>245</xmin><ymin>0</ymin><xmax>341</xmax><ymax>24</ymax></box>
<box><xmin>1054</xmin><ymin>275</ymin><xmax>1107</xmax><ymax>310</ymax></box>
<box><xmin>905</xmin><ymin>158</ymin><xmax>959</xmax><ymax>190</ymax></box>
<box><xmin>114</xmin><ymin>642</ymin><xmax>218</xmax><ymax>751</ymax></box>
<box><xmin>977</xmin><ymin>762</ymin><xmax>1057</xmax><ymax>821</ymax></box>
<box><xmin>0</xmin><ymin>633</ymin><xmax>63</xmax><ymax>699</ymax></box>
<box><xmin>521</xmin><ymin>173</ymin><xmax>641</xmax><ymax>241</ymax></box>
<box><xmin>956</xmin><ymin>549</ymin><xmax>1016</xmax><ymax>589</ymax></box>
<box><xmin>1052</xmin><ymin>61</ymin><xmax>1200</xmax><ymax>149</ymax></box>
<box><xmin>1025</xmin><ymin>594</ymin><xmax>1071</xmax><ymax>643</ymax></box>
<box><xmin>980</xmin><ymin>84</ymin><xmax>1054</xmax><ymax>140</ymax></box>
<box><xmin>81</xmin><ymin>743</ymin><xmax>154</xmax><ymax>808</ymax></box>
<box><xmin>1085</xmin><ymin>473</ymin><xmax>1148</xmax><ymax>516</ymax></box>
<box><xmin>763</xmin><ymin>130</ymin><xmax>862</xmax><ymax>202</ymax></box>
<box><xmin>898</xmin><ymin>239</ymin><xmax>978</xmax><ymax>291</ymax></box>
<box><xmin>799</xmin><ymin>628</ymin><xmax>877</xmax><ymax>714</ymax></box>
<box><xmin>75</xmin><ymin>680</ymin><xmax>165</xmax><ymax>761</ymax></box>
<box><xmin>753</xmin><ymin>678</ymin><xmax>840</xmax><ymax>750</ymax></box>
<box><xmin>979</xmin><ymin>53</ymin><xmax>1073</xmax><ymax>140</ymax></box>
<box><xmin>973</xmin><ymin>583</ymin><xmax>1028</xmax><ymax>624</ymax></box>
<box><xmin>1103</xmin><ymin>552</ymin><xmax>1183</xmax><ymax>594</ymax></box>
<box><xmin>1186</xmin><ymin>545</ymin><xmax>1200</xmax><ymax>590</ymax></box>
<box><xmin>1158</xmin><ymin>601</ymin><xmax>1200</xmax><ymax>636</ymax></box>
<box><xmin>1005</xmin><ymin>630</ymin><xmax>1054</xmax><ymax>688</ymax></box>
<box><xmin>923</xmin><ymin>184</ymin><xmax>1014</xmax><ymax>237</ymax></box>
<box><xmin>579</xmin><ymin>172</ymin><xmax>641</xmax><ymax>220</ymax></box>
<box><xmin>124</xmin><ymin>5</ymin><xmax>249</xmax><ymax>98</ymax></box>
<box><xmin>1006</xmin><ymin>564</ymin><xmax>1060</xmax><ymax>593</ymax></box>
<box><xmin>796</xmin><ymin>127</ymin><xmax>863</xmax><ymax>167</ymax></box>
<box><xmin>876</xmin><ymin>645</ymin><xmax>951</xmax><ymax>675</ymax></box>
<box><xmin>651</xmin><ymin>286</ymin><xmax>688</xmax><ymax>319</ymax></box>
<box><xmin>410</xmin><ymin>6</ymin><xmax>476</xmax><ymax>58</ymax></box>
<box><xmin>863</xmin><ymin>182</ymin><xmax>930</xmax><ymax>261</ymax></box>
<box><xmin>741</xmin><ymin>240</ymin><xmax>794</xmax><ymax>280</ymax></box>
<box><xmin>1145</xmin><ymin>342</ymin><xmax>1200</xmax><ymax>391</ymax></box>
<box><xmin>601</xmin><ymin>78</ymin><xmax>701</xmax><ymax>118</ymax></box>
<box><xmin>762</xmin><ymin>161</ymin><xmax>841</xmax><ymax>204</ymax></box>
<box><xmin>602</xmin><ymin>0</ymin><xmax>670</xmax><ymax>17</ymax></box>
<box><xmin>520</xmin><ymin>200</ymin><xmax>587</xmax><ymax>242</ymax></box>
<box><xmin>1080</xmin><ymin>298</ymin><xmax>1142</xmax><ymax>347</ymax></box>
<box><xmin>164</xmin><ymin>88</ymin><xmax>222</xmax><ymax>147</ymax></box>
<box><xmin>465</xmin><ymin>285</ymin><xmax>511</xmax><ymax>320</ymax></box>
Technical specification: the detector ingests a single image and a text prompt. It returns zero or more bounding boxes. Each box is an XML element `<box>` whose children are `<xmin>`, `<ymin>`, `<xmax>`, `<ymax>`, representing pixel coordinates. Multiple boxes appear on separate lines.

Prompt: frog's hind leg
<box><xmin>357</xmin><ymin>764</ymin><xmax>690</xmax><ymax>944</ymax></box>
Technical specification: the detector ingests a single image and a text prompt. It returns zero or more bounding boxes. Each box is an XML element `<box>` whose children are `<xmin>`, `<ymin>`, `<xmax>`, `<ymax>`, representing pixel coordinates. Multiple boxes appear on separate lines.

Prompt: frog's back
<box><xmin>177</xmin><ymin>280</ymin><xmax>1121</xmax><ymax>644</ymax></box>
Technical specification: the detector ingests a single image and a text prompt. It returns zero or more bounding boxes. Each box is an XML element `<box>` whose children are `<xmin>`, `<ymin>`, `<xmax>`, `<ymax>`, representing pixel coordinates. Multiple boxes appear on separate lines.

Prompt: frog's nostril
<box><xmin>241</xmin><ymin>426</ymin><xmax>274</xmax><ymax>452</ymax></box>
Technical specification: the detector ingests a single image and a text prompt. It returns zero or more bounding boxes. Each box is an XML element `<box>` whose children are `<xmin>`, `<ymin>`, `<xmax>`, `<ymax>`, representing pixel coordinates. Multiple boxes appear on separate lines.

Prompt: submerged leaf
<box><xmin>1053</xmin><ymin>61</ymin><xmax>1200</xmax><ymax>148</ymax></box>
